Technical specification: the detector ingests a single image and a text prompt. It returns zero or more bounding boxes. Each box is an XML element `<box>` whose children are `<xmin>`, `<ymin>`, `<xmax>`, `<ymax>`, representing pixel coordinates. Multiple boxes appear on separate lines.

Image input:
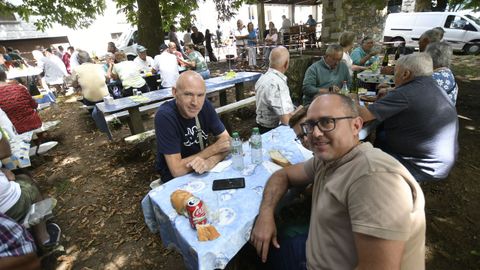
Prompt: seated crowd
<box><xmin>153</xmin><ymin>25</ymin><xmax>458</xmax><ymax>270</ymax></box>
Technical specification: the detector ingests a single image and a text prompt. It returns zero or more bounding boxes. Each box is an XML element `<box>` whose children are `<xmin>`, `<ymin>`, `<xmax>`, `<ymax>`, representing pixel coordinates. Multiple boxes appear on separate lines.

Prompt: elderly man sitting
<box><xmin>133</xmin><ymin>45</ymin><xmax>155</xmax><ymax>73</ymax></box>
<box><xmin>351</xmin><ymin>36</ymin><xmax>380</xmax><ymax>67</ymax></box>
<box><xmin>302</xmin><ymin>44</ymin><xmax>351</xmax><ymax>105</ymax></box>
<box><xmin>359</xmin><ymin>53</ymin><xmax>458</xmax><ymax>181</ymax></box>
<box><xmin>255</xmin><ymin>46</ymin><xmax>296</xmax><ymax>133</ymax></box>
<box><xmin>71</xmin><ymin>50</ymin><xmax>109</xmax><ymax>105</ymax></box>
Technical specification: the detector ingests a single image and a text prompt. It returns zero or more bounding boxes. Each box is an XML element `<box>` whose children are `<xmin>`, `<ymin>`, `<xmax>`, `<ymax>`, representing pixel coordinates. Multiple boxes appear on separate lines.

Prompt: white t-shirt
<box><xmin>184</xmin><ymin>33</ymin><xmax>192</xmax><ymax>45</ymax></box>
<box><xmin>342</xmin><ymin>51</ymin><xmax>353</xmax><ymax>76</ymax></box>
<box><xmin>0</xmin><ymin>131</ymin><xmax>21</xmax><ymax>214</ymax></box>
<box><xmin>112</xmin><ymin>61</ymin><xmax>146</xmax><ymax>89</ymax></box>
<box><xmin>153</xmin><ymin>52</ymin><xmax>180</xmax><ymax>88</ymax></box>
<box><xmin>133</xmin><ymin>56</ymin><xmax>155</xmax><ymax>73</ymax></box>
<box><xmin>71</xmin><ymin>63</ymin><xmax>109</xmax><ymax>102</ymax></box>
<box><xmin>70</xmin><ymin>51</ymin><xmax>80</xmax><ymax>70</ymax></box>
<box><xmin>235</xmin><ymin>27</ymin><xmax>249</xmax><ymax>46</ymax></box>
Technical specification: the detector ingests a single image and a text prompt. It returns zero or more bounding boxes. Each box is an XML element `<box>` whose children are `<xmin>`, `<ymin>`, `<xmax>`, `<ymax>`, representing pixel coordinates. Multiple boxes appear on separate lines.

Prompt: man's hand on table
<box><xmin>250</xmin><ymin>212</ymin><xmax>280</xmax><ymax>263</ymax></box>
<box><xmin>187</xmin><ymin>156</ymin><xmax>215</xmax><ymax>174</ymax></box>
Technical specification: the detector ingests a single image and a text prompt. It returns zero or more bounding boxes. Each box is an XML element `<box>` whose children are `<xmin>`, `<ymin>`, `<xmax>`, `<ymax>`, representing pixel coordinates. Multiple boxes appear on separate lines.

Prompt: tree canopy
<box><xmin>0</xmin><ymin>0</ymin><xmax>105</xmax><ymax>31</ymax></box>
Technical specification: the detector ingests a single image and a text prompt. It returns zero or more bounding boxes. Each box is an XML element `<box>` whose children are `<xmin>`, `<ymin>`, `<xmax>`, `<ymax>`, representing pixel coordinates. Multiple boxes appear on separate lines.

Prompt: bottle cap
<box><xmin>232</xmin><ymin>132</ymin><xmax>239</xmax><ymax>138</ymax></box>
<box><xmin>252</xmin><ymin>127</ymin><xmax>259</xmax><ymax>133</ymax></box>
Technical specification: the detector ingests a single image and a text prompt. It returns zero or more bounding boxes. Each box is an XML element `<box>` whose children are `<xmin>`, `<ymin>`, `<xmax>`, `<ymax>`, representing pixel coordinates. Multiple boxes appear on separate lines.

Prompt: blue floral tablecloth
<box><xmin>358</xmin><ymin>70</ymin><xmax>394</xmax><ymax>85</ymax></box>
<box><xmin>141</xmin><ymin>125</ymin><xmax>310</xmax><ymax>270</ymax></box>
<box><xmin>1</xmin><ymin>131</ymin><xmax>33</xmax><ymax>169</ymax></box>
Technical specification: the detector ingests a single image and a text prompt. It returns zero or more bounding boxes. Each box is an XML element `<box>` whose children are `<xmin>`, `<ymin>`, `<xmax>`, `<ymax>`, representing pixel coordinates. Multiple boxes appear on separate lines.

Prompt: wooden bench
<box><xmin>124</xmin><ymin>96</ymin><xmax>256</xmax><ymax>144</ymax></box>
<box><xmin>104</xmin><ymin>101</ymin><xmax>165</xmax><ymax>123</ymax></box>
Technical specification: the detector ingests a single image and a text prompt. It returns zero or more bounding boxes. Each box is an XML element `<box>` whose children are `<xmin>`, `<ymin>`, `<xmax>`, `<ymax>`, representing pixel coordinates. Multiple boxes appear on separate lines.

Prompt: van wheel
<box><xmin>464</xmin><ymin>42</ymin><xmax>480</xmax><ymax>55</ymax></box>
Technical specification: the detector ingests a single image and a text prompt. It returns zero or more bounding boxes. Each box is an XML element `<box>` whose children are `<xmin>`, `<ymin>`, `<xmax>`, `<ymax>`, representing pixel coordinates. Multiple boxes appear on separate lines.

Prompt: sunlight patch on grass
<box><xmin>452</xmin><ymin>55</ymin><xmax>480</xmax><ymax>79</ymax></box>
<box><xmin>104</xmin><ymin>254</ymin><xmax>128</xmax><ymax>270</ymax></box>
<box><xmin>59</xmin><ymin>156</ymin><xmax>82</xmax><ymax>166</ymax></box>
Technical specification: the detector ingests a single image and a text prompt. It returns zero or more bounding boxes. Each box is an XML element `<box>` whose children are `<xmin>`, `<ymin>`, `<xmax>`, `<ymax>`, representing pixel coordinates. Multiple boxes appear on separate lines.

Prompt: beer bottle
<box><xmin>394</xmin><ymin>46</ymin><xmax>401</xmax><ymax>61</ymax></box>
<box><xmin>351</xmin><ymin>71</ymin><xmax>358</xmax><ymax>94</ymax></box>
<box><xmin>382</xmin><ymin>48</ymin><xmax>389</xmax><ymax>67</ymax></box>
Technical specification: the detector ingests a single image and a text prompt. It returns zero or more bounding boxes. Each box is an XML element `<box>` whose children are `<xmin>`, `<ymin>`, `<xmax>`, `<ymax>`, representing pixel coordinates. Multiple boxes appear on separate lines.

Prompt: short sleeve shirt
<box><xmin>0</xmin><ymin>213</ymin><xmax>36</xmax><ymax>257</ymax></box>
<box><xmin>303</xmin><ymin>143</ymin><xmax>426</xmax><ymax>270</ymax></box>
<box><xmin>367</xmin><ymin>76</ymin><xmax>458</xmax><ymax>179</ymax></box>
<box><xmin>255</xmin><ymin>68</ymin><xmax>294</xmax><ymax>128</ymax></box>
<box><xmin>154</xmin><ymin>100</ymin><xmax>225</xmax><ymax>181</ymax></box>
<box><xmin>188</xmin><ymin>51</ymin><xmax>208</xmax><ymax>72</ymax></box>
<box><xmin>351</xmin><ymin>46</ymin><xmax>379</xmax><ymax>66</ymax></box>
<box><xmin>432</xmin><ymin>68</ymin><xmax>458</xmax><ymax>105</ymax></box>
<box><xmin>112</xmin><ymin>61</ymin><xmax>146</xmax><ymax>89</ymax></box>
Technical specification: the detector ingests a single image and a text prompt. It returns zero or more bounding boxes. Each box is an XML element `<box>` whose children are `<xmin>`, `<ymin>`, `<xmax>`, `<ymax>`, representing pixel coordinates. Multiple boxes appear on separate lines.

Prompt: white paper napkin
<box><xmin>210</xmin><ymin>160</ymin><xmax>232</xmax><ymax>173</ymax></box>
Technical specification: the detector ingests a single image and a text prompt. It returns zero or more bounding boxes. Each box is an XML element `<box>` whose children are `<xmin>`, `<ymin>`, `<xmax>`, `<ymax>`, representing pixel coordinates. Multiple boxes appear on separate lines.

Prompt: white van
<box><xmin>383</xmin><ymin>12</ymin><xmax>480</xmax><ymax>54</ymax></box>
<box><xmin>115</xmin><ymin>27</ymin><xmax>183</xmax><ymax>60</ymax></box>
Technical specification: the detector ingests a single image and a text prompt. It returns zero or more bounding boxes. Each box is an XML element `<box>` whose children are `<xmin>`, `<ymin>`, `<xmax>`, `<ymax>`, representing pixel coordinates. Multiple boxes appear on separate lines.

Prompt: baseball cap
<box><xmin>137</xmin><ymin>45</ymin><xmax>147</xmax><ymax>53</ymax></box>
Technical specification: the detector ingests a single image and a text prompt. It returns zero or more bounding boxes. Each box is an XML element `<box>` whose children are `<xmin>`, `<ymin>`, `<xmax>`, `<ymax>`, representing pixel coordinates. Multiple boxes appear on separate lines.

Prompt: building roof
<box><xmin>0</xmin><ymin>16</ymin><xmax>66</xmax><ymax>41</ymax></box>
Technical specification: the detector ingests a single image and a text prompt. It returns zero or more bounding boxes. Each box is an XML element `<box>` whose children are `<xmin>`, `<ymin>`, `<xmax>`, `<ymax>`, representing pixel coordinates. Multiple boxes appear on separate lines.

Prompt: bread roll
<box><xmin>196</xmin><ymin>224</ymin><xmax>220</xmax><ymax>241</ymax></box>
<box><xmin>269</xmin><ymin>150</ymin><xmax>291</xmax><ymax>167</ymax></box>
<box><xmin>170</xmin><ymin>190</ymin><xmax>193</xmax><ymax>216</ymax></box>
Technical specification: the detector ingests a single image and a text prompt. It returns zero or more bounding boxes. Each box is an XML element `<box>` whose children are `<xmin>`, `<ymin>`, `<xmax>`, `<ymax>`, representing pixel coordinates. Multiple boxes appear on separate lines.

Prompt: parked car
<box><xmin>116</xmin><ymin>27</ymin><xmax>184</xmax><ymax>60</ymax></box>
<box><xmin>383</xmin><ymin>12</ymin><xmax>480</xmax><ymax>54</ymax></box>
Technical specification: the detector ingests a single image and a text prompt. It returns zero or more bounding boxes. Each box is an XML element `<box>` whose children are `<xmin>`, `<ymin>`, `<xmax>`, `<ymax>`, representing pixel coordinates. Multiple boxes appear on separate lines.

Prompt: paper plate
<box><xmin>29</xmin><ymin>141</ymin><xmax>58</xmax><ymax>156</ymax></box>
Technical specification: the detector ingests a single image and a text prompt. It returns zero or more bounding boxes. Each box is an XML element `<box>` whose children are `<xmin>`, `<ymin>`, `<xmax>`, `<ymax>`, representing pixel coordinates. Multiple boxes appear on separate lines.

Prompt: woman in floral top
<box><xmin>426</xmin><ymin>41</ymin><xmax>458</xmax><ymax>105</ymax></box>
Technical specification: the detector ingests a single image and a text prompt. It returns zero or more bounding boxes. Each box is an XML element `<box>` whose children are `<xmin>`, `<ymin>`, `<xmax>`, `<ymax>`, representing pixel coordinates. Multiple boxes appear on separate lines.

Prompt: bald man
<box><xmin>154</xmin><ymin>71</ymin><xmax>231</xmax><ymax>181</ymax></box>
<box><xmin>255</xmin><ymin>46</ymin><xmax>297</xmax><ymax>133</ymax></box>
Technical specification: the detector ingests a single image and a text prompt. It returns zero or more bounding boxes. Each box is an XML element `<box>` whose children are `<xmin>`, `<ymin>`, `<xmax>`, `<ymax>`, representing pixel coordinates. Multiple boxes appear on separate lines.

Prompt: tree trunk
<box><xmin>414</xmin><ymin>0</ymin><xmax>432</xmax><ymax>11</ymax></box>
<box><xmin>137</xmin><ymin>0</ymin><xmax>164</xmax><ymax>57</ymax></box>
<box><xmin>432</xmin><ymin>0</ymin><xmax>448</xmax><ymax>11</ymax></box>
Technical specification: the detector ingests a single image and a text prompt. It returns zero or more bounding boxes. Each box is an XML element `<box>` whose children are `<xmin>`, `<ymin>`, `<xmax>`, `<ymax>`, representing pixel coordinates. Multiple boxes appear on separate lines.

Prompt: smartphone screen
<box><xmin>212</xmin><ymin>178</ymin><xmax>245</xmax><ymax>191</ymax></box>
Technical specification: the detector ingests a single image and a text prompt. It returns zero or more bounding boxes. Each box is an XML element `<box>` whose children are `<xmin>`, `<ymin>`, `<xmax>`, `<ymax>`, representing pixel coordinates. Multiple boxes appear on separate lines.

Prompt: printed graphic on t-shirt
<box><xmin>183</xmin><ymin>126</ymin><xmax>208</xmax><ymax>147</ymax></box>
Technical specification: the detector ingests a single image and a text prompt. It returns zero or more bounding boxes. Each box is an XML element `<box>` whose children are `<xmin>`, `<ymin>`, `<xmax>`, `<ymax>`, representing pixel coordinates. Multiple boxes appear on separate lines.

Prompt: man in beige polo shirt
<box><xmin>250</xmin><ymin>93</ymin><xmax>425</xmax><ymax>270</ymax></box>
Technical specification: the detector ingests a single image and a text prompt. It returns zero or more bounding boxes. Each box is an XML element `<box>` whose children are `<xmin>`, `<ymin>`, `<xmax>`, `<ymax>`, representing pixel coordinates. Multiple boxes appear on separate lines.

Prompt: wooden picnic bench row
<box><xmin>124</xmin><ymin>96</ymin><xmax>256</xmax><ymax>144</ymax></box>
<box><xmin>93</xmin><ymin>72</ymin><xmax>262</xmax><ymax>140</ymax></box>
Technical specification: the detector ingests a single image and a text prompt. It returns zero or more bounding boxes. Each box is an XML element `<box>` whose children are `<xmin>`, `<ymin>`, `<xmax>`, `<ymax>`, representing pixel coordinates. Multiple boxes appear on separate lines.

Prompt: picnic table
<box><xmin>6</xmin><ymin>67</ymin><xmax>43</xmax><ymax>80</ymax></box>
<box><xmin>358</xmin><ymin>69</ymin><xmax>394</xmax><ymax>85</ymax></box>
<box><xmin>141</xmin><ymin>125</ymin><xmax>310</xmax><ymax>270</ymax></box>
<box><xmin>1</xmin><ymin>131</ymin><xmax>33</xmax><ymax>170</ymax></box>
<box><xmin>94</xmin><ymin>72</ymin><xmax>262</xmax><ymax>138</ymax></box>
<box><xmin>95</xmin><ymin>89</ymin><xmax>174</xmax><ymax>136</ymax></box>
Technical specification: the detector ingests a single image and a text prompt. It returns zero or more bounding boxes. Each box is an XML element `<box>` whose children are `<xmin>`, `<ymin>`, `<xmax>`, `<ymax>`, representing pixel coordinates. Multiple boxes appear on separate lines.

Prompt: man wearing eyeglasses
<box><xmin>250</xmin><ymin>93</ymin><xmax>425</xmax><ymax>270</ymax></box>
<box><xmin>302</xmin><ymin>44</ymin><xmax>351</xmax><ymax>105</ymax></box>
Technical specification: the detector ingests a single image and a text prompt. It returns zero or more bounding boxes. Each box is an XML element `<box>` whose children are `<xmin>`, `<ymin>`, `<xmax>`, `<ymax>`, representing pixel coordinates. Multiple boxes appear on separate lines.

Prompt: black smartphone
<box><xmin>212</xmin><ymin>177</ymin><xmax>245</xmax><ymax>191</ymax></box>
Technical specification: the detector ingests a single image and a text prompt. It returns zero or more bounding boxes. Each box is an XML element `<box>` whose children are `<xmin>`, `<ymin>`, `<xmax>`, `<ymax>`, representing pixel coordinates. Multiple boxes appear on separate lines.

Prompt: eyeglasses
<box><xmin>300</xmin><ymin>116</ymin><xmax>355</xmax><ymax>134</ymax></box>
<box><xmin>294</xmin><ymin>133</ymin><xmax>305</xmax><ymax>143</ymax></box>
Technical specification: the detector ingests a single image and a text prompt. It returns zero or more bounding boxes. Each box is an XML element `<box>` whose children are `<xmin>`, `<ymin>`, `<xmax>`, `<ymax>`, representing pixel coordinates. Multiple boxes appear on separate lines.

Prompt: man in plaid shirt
<box><xmin>0</xmin><ymin>212</ymin><xmax>40</xmax><ymax>269</ymax></box>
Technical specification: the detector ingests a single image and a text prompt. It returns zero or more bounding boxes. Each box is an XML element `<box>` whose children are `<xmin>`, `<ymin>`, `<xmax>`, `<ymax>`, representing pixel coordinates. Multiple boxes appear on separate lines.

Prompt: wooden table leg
<box><xmin>127</xmin><ymin>108</ymin><xmax>145</xmax><ymax>135</ymax></box>
<box><xmin>219</xmin><ymin>91</ymin><xmax>227</xmax><ymax>106</ymax></box>
<box><xmin>235</xmin><ymin>83</ymin><xmax>245</xmax><ymax>101</ymax></box>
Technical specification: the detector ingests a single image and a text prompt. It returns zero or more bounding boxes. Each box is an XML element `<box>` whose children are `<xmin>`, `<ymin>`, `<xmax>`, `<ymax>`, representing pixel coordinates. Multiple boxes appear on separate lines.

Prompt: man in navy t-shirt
<box><xmin>154</xmin><ymin>71</ymin><xmax>231</xmax><ymax>181</ymax></box>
